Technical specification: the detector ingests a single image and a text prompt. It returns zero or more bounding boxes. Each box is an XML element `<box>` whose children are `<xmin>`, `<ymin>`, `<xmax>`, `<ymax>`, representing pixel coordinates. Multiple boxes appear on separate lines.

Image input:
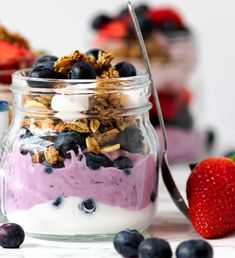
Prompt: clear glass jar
<box><xmin>0</xmin><ymin>69</ymin><xmax>159</xmax><ymax>241</ymax></box>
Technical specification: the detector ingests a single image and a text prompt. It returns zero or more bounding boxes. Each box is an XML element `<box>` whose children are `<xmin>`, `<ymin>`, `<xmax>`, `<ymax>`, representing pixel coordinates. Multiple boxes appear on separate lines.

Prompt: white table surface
<box><xmin>0</xmin><ymin>164</ymin><xmax>234</xmax><ymax>258</ymax></box>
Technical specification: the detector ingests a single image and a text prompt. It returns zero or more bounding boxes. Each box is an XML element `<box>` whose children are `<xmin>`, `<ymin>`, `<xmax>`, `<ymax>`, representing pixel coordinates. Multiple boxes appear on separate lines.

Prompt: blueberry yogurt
<box><xmin>0</xmin><ymin>50</ymin><xmax>159</xmax><ymax>240</ymax></box>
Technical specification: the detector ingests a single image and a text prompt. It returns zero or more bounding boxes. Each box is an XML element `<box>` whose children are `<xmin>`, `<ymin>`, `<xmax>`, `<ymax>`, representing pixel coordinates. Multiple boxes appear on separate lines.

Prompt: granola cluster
<box><xmin>21</xmin><ymin>49</ymin><xmax>143</xmax><ymax>166</ymax></box>
<box><xmin>54</xmin><ymin>50</ymin><xmax>119</xmax><ymax>78</ymax></box>
<box><xmin>0</xmin><ymin>25</ymin><xmax>30</xmax><ymax>49</ymax></box>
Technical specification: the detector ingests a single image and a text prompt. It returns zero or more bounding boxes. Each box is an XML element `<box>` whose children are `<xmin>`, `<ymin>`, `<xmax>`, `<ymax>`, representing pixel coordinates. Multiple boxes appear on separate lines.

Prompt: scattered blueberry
<box><xmin>123</xmin><ymin>169</ymin><xmax>131</xmax><ymax>176</ymax></box>
<box><xmin>55</xmin><ymin>131</ymin><xmax>86</xmax><ymax>158</ymax></box>
<box><xmin>114</xmin><ymin>127</ymin><xmax>144</xmax><ymax>153</ymax></box>
<box><xmin>84</xmin><ymin>152</ymin><xmax>112</xmax><ymax>170</ymax></box>
<box><xmin>85</xmin><ymin>48</ymin><xmax>105</xmax><ymax>60</ymax></box>
<box><xmin>115</xmin><ymin>61</ymin><xmax>136</xmax><ymax>77</ymax></box>
<box><xmin>0</xmin><ymin>223</ymin><xmax>25</xmax><ymax>248</ymax></box>
<box><xmin>176</xmin><ymin>239</ymin><xmax>213</xmax><ymax>258</ymax></box>
<box><xmin>113</xmin><ymin>229</ymin><xmax>144</xmax><ymax>257</ymax></box>
<box><xmin>32</xmin><ymin>55</ymin><xmax>58</xmax><ymax>68</ymax></box>
<box><xmin>113</xmin><ymin>156</ymin><xmax>133</xmax><ymax>170</ymax></box>
<box><xmin>70</xmin><ymin>61</ymin><xmax>97</xmax><ymax>79</ymax></box>
<box><xmin>139</xmin><ymin>238</ymin><xmax>172</xmax><ymax>258</ymax></box>
<box><xmin>92</xmin><ymin>14</ymin><xmax>112</xmax><ymax>30</ymax></box>
<box><xmin>150</xmin><ymin>191</ymin><xmax>156</xmax><ymax>202</ymax></box>
<box><xmin>79</xmin><ymin>199</ymin><xmax>96</xmax><ymax>214</ymax></box>
<box><xmin>52</xmin><ymin>197</ymin><xmax>63</xmax><ymax>207</ymax></box>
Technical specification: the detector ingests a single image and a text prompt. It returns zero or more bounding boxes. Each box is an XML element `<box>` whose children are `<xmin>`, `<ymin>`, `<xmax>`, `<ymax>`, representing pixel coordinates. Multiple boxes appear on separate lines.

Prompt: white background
<box><xmin>1</xmin><ymin>0</ymin><xmax>235</xmax><ymax>143</ymax></box>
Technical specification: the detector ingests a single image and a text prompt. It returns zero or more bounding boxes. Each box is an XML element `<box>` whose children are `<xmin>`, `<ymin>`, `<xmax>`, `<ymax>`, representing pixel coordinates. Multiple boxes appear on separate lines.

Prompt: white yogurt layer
<box><xmin>7</xmin><ymin>197</ymin><xmax>155</xmax><ymax>235</ymax></box>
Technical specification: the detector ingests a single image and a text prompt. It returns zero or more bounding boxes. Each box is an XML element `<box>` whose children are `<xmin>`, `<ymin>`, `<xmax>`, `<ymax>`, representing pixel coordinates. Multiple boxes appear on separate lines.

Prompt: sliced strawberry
<box><xmin>0</xmin><ymin>40</ymin><xmax>35</xmax><ymax>70</ymax></box>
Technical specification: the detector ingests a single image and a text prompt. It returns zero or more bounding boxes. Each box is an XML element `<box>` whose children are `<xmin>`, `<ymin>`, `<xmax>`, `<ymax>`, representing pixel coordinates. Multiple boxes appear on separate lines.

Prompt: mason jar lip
<box><xmin>12</xmin><ymin>68</ymin><xmax>149</xmax><ymax>84</ymax></box>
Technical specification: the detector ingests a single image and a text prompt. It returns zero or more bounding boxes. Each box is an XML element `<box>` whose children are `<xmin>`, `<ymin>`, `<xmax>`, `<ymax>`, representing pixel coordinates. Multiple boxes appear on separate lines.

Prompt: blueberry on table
<box><xmin>115</xmin><ymin>61</ymin><xmax>136</xmax><ymax>77</ymax></box>
<box><xmin>176</xmin><ymin>239</ymin><xmax>213</xmax><ymax>258</ymax></box>
<box><xmin>84</xmin><ymin>152</ymin><xmax>112</xmax><ymax>170</ymax></box>
<box><xmin>79</xmin><ymin>199</ymin><xmax>96</xmax><ymax>214</ymax></box>
<box><xmin>70</xmin><ymin>61</ymin><xmax>97</xmax><ymax>79</ymax></box>
<box><xmin>139</xmin><ymin>238</ymin><xmax>172</xmax><ymax>258</ymax></box>
<box><xmin>115</xmin><ymin>127</ymin><xmax>144</xmax><ymax>153</ymax></box>
<box><xmin>0</xmin><ymin>223</ymin><xmax>25</xmax><ymax>248</ymax></box>
<box><xmin>54</xmin><ymin>131</ymin><xmax>86</xmax><ymax>158</ymax></box>
<box><xmin>92</xmin><ymin>14</ymin><xmax>112</xmax><ymax>30</ymax></box>
<box><xmin>85</xmin><ymin>48</ymin><xmax>105</xmax><ymax>60</ymax></box>
<box><xmin>113</xmin><ymin>156</ymin><xmax>133</xmax><ymax>170</ymax></box>
<box><xmin>113</xmin><ymin>229</ymin><xmax>144</xmax><ymax>257</ymax></box>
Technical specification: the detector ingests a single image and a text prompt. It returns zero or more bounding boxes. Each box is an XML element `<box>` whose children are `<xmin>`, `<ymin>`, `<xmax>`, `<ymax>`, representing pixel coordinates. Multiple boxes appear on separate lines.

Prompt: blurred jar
<box><xmin>90</xmin><ymin>4</ymin><xmax>214</xmax><ymax>163</ymax></box>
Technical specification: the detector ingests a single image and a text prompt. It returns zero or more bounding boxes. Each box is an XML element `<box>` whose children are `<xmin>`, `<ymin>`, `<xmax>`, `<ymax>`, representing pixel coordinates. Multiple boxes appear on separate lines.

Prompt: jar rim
<box><xmin>13</xmin><ymin>68</ymin><xmax>149</xmax><ymax>83</ymax></box>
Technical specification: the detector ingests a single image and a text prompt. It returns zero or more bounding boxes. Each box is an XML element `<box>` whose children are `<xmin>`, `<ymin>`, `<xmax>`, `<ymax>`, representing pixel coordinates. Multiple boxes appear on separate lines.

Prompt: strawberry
<box><xmin>187</xmin><ymin>157</ymin><xmax>235</xmax><ymax>238</ymax></box>
<box><xmin>0</xmin><ymin>40</ymin><xmax>35</xmax><ymax>70</ymax></box>
<box><xmin>98</xmin><ymin>20</ymin><xmax>127</xmax><ymax>39</ymax></box>
<box><xmin>148</xmin><ymin>8</ymin><xmax>184</xmax><ymax>28</ymax></box>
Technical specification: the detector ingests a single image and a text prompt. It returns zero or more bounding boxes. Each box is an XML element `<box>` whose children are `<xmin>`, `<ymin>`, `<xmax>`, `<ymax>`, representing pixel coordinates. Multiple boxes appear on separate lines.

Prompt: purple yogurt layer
<box><xmin>5</xmin><ymin>140</ymin><xmax>157</xmax><ymax>213</ymax></box>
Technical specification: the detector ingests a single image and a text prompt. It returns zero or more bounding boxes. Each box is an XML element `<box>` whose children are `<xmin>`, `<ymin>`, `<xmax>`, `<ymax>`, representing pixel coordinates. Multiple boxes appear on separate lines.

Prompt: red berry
<box><xmin>0</xmin><ymin>40</ymin><xmax>35</xmax><ymax>70</ymax></box>
<box><xmin>147</xmin><ymin>8</ymin><xmax>184</xmax><ymax>28</ymax></box>
<box><xmin>98</xmin><ymin>20</ymin><xmax>127</xmax><ymax>39</ymax></box>
<box><xmin>187</xmin><ymin>157</ymin><xmax>235</xmax><ymax>238</ymax></box>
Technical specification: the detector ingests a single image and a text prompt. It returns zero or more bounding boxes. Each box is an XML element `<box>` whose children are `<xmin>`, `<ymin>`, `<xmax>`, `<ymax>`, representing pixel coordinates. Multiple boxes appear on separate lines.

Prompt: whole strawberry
<box><xmin>187</xmin><ymin>157</ymin><xmax>235</xmax><ymax>238</ymax></box>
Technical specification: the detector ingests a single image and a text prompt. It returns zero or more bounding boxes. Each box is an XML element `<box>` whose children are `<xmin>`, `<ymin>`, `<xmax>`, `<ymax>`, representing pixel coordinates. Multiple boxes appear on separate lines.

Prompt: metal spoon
<box><xmin>128</xmin><ymin>1</ymin><xmax>189</xmax><ymax>219</ymax></box>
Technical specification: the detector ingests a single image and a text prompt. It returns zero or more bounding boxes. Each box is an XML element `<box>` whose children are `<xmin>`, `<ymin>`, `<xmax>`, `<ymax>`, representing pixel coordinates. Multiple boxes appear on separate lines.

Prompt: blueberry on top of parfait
<box><xmin>115</xmin><ymin>61</ymin><xmax>137</xmax><ymax>77</ymax></box>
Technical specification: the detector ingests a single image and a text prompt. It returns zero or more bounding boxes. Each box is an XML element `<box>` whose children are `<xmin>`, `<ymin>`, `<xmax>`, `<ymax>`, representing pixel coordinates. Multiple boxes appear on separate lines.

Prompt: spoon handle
<box><xmin>128</xmin><ymin>1</ymin><xmax>189</xmax><ymax>219</ymax></box>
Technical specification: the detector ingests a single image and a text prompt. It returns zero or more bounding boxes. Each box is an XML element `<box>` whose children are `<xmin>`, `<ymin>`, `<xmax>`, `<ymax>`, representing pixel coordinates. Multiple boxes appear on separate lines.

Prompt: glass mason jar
<box><xmin>0</xmin><ymin>69</ymin><xmax>159</xmax><ymax>240</ymax></box>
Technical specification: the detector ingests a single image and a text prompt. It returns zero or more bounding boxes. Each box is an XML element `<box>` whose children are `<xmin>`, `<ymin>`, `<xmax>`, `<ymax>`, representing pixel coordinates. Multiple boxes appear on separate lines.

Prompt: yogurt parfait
<box><xmin>0</xmin><ymin>49</ymin><xmax>158</xmax><ymax>240</ymax></box>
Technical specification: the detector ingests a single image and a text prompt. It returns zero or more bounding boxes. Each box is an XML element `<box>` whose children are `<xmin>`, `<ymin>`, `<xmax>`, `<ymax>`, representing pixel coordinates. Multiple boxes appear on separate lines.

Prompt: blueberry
<box><xmin>52</xmin><ymin>197</ymin><xmax>63</xmax><ymax>207</ymax></box>
<box><xmin>32</xmin><ymin>55</ymin><xmax>58</xmax><ymax>68</ymax></box>
<box><xmin>28</xmin><ymin>66</ymin><xmax>66</xmax><ymax>88</ymax></box>
<box><xmin>84</xmin><ymin>152</ymin><xmax>112</xmax><ymax>170</ymax></box>
<box><xmin>91</xmin><ymin>14</ymin><xmax>112</xmax><ymax>30</ymax></box>
<box><xmin>44</xmin><ymin>166</ymin><xmax>53</xmax><ymax>174</ymax></box>
<box><xmin>70</xmin><ymin>61</ymin><xmax>97</xmax><ymax>80</ymax></box>
<box><xmin>85</xmin><ymin>48</ymin><xmax>105</xmax><ymax>60</ymax></box>
<box><xmin>55</xmin><ymin>131</ymin><xmax>86</xmax><ymax>158</ymax></box>
<box><xmin>139</xmin><ymin>238</ymin><xmax>172</xmax><ymax>258</ymax></box>
<box><xmin>33</xmin><ymin>60</ymin><xmax>55</xmax><ymax>70</ymax></box>
<box><xmin>114</xmin><ymin>127</ymin><xmax>144</xmax><ymax>153</ymax></box>
<box><xmin>123</xmin><ymin>169</ymin><xmax>131</xmax><ymax>176</ymax></box>
<box><xmin>0</xmin><ymin>223</ymin><xmax>25</xmax><ymax>248</ymax></box>
<box><xmin>113</xmin><ymin>156</ymin><xmax>133</xmax><ymax>170</ymax></box>
<box><xmin>127</xmin><ymin>15</ymin><xmax>154</xmax><ymax>38</ymax></box>
<box><xmin>113</xmin><ymin>229</ymin><xmax>144</xmax><ymax>257</ymax></box>
<box><xmin>176</xmin><ymin>239</ymin><xmax>213</xmax><ymax>258</ymax></box>
<box><xmin>135</xmin><ymin>4</ymin><xmax>149</xmax><ymax>15</ymax></box>
<box><xmin>79</xmin><ymin>199</ymin><xmax>96</xmax><ymax>214</ymax></box>
<box><xmin>160</xmin><ymin>20</ymin><xmax>179</xmax><ymax>33</ymax></box>
<box><xmin>115</xmin><ymin>61</ymin><xmax>136</xmax><ymax>77</ymax></box>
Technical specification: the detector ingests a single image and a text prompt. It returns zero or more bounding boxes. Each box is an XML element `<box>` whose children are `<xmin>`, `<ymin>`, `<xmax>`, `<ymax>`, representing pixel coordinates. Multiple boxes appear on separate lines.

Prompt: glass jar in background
<box><xmin>91</xmin><ymin>5</ymin><xmax>214</xmax><ymax>163</ymax></box>
<box><xmin>0</xmin><ymin>70</ymin><xmax>159</xmax><ymax>240</ymax></box>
